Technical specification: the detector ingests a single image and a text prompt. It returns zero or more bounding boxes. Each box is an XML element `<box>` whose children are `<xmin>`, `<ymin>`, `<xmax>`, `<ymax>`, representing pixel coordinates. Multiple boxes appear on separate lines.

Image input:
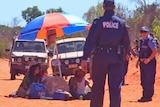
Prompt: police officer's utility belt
<box><xmin>97</xmin><ymin>47</ymin><xmax>118</xmax><ymax>53</ymax></box>
<box><xmin>92</xmin><ymin>45</ymin><xmax>123</xmax><ymax>55</ymax></box>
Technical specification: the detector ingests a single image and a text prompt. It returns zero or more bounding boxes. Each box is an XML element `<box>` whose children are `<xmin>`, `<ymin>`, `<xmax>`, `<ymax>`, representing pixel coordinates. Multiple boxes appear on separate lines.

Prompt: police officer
<box><xmin>137</xmin><ymin>26</ymin><xmax>157</xmax><ymax>102</ymax></box>
<box><xmin>81</xmin><ymin>0</ymin><xmax>130</xmax><ymax>107</ymax></box>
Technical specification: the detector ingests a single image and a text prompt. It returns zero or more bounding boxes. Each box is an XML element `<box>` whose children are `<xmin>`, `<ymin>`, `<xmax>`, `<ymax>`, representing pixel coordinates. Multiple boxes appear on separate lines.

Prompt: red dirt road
<box><xmin>0</xmin><ymin>56</ymin><xmax>160</xmax><ymax>107</ymax></box>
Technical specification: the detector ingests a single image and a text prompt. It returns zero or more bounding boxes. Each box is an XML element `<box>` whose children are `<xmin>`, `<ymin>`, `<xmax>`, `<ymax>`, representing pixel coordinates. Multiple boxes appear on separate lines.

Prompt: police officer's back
<box><xmin>82</xmin><ymin>2</ymin><xmax>130</xmax><ymax>61</ymax></box>
<box><xmin>81</xmin><ymin>0</ymin><xmax>130</xmax><ymax>107</ymax></box>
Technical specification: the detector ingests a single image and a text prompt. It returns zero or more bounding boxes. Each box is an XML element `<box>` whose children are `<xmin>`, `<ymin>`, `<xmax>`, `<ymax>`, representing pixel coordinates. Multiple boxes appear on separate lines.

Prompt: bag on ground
<box><xmin>29</xmin><ymin>83</ymin><xmax>48</xmax><ymax>99</ymax></box>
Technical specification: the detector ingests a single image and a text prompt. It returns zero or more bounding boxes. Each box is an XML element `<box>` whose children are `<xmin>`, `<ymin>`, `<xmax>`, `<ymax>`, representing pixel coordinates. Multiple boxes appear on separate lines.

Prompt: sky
<box><xmin>0</xmin><ymin>0</ymin><xmax>157</xmax><ymax>27</ymax></box>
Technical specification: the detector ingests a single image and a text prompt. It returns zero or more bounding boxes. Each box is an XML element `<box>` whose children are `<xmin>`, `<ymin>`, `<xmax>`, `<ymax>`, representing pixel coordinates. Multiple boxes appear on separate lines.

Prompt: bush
<box><xmin>0</xmin><ymin>41</ymin><xmax>6</xmax><ymax>58</ymax></box>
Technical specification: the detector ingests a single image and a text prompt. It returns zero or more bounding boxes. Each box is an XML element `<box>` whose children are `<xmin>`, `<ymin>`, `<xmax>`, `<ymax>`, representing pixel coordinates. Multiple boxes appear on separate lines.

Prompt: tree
<box><xmin>115</xmin><ymin>3</ymin><xmax>130</xmax><ymax>20</ymax></box>
<box><xmin>22</xmin><ymin>6</ymin><xmax>42</xmax><ymax>24</ymax></box>
<box><xmin>11</xmin><ymin>17</ymin><xmax>21</xmax><ymax>28</ymax></box>
<box><xmin>152</xmin><ymin>18</ymin><xmax>160</xmax><ymax>40</ymax></box>
<box><xmin>134</xmin><ymin>0</ymin><xmax>160</xmax><ymax>27</ymax></box>
<box><xmin>46</xmin><ymin>7</ymin><xmax>63</xmax><ymax>14</ymax></box>
<box><xmin>83</xmin><ymin>2</ymin><xmax>103</xmax><ymax>24</ymax></box>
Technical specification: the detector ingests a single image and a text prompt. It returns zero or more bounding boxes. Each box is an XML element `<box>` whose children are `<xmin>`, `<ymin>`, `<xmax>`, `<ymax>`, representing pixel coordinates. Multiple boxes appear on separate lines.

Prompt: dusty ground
<box><xmin>0</xmin><ymin>56</ymin><xmax>160</xmax><ymax>107</ymax></box>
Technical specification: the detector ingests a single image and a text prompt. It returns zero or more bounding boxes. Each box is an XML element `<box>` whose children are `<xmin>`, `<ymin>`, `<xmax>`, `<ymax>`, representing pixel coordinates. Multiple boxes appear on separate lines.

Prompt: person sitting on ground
<box><xmin>9</xmin><ymin>62</ymin><xmax>44</xmax><ymax>98</ymax></box>
<box><xmin>69</xmin><ymin>68</ymin><xmax>92</xmax><ymax>100</ymax></box>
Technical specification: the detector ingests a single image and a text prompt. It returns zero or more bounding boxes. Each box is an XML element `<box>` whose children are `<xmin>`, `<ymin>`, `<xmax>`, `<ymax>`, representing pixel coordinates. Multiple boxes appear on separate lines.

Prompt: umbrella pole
<box><xmin>54</xmin><ymin>42</ymin><xmax>62</xmax><ymax>78</ymax></box>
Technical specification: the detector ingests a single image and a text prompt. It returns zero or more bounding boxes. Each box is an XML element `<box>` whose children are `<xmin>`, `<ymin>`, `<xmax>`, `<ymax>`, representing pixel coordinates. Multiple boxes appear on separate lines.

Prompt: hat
<box><xmin>140</xmin><ymin>26</ymin><xmax>149</xmax><ymax>32</ymax></box>
<box><xmin>103</xmin><ymin>0</ymin><xmax>115</xmax><ymax>7</ymax></box>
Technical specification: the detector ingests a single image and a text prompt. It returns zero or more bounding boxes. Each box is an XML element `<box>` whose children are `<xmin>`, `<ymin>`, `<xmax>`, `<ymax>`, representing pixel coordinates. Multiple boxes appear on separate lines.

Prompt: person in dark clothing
<box><xmin>9</xmin><ymin>62</ymin><xmax>43</xmax><ymax>98</ymax></box>
<box><xmin>136</xmin><ymin>26</ymin><xmax>157</xmax><ymax>102</ymax></box>
<box><xmin>81</xmin><ymin>0</ymin><xmax>130</xmax><ymax>107</ymax></box>
<box><xmin>131</xmin><ymin>39</ymin><xmax>139</xmax><ymax>58</ymax></box>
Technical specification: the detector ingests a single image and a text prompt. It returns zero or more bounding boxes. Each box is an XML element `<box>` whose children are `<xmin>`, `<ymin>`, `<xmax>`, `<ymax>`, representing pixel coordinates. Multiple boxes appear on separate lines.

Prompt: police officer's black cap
<box><xmin>140</xmin><ymin>26</ymin><xmax>149</xmax><ymax>32</ymax></box>
<box><xmin>103</xmin><ymin>0</ymin><xmax>115</xmax><ymax>7</ymax></box>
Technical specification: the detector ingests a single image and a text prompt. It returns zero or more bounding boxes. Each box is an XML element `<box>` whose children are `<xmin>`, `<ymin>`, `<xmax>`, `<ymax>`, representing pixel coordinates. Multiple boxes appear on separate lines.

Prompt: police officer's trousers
<box><xmin>91</xmin><ymin>51</ymin><xmax>124</xmax><ymax>107</ymax></box>
<box><xmin>139</xmin><ymin>59</ymin><xmax>156</xmax><ymax>99</ymax></box>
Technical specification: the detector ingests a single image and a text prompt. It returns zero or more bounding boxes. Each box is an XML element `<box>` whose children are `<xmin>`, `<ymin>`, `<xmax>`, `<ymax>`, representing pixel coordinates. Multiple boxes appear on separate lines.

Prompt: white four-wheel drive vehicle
<box><xmin>51</xmin><ymin>37</ymin><xmax>90</xmax><ymax>77</ymax></box>
<box><xmin>7</xmin><ymin>38</ymin><xmax>53</xmax><ymax>80</ymax></box>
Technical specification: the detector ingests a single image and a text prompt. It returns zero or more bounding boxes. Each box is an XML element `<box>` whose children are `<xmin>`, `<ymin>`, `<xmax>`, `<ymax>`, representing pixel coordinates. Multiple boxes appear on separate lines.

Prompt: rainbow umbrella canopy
<box><xmin>18</xmin><ymin>12</ymin><xmax>90</xmax><ymax>40</ymax></box>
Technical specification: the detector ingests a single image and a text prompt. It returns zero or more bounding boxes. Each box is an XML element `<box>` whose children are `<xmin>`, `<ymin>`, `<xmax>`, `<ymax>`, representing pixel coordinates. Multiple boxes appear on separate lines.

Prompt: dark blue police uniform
<box><xmin>82</xmin><ymin>1</ymin><xmax>130</xmax><ymax>107</ymax></box>
<box><xmin>138</xmin><ymin>34</ymin><xmax>157</xmax><ymax>102</ymax></box>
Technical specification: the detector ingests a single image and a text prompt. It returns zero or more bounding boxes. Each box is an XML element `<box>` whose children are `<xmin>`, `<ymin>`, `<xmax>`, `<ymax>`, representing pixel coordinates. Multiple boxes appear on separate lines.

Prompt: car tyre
<box><xmin>10</xmin><ymin>68</ymin><xmax>16</xmax><ymax>80</ymax></box>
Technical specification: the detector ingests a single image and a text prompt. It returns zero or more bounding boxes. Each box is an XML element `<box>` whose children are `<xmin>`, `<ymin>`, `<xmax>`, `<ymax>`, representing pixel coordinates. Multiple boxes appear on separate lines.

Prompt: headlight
<box><xmin>45</xmin><ymin>58</ymin><xmax>48</xmax><ymax>63</ymax></box>
<box><xmin>75</xmin><ymin>58</ymin><xmax>80</xmax><ymax>63</ymax></box>
<box><xmin>64</xmin><ymin>60</ymin><xmax>69</xmax><ymax>65</ymax></box>
<box><xmin>11</xmin><ymin>57</ymin><xmax>22</xmax><ymax>62</ymax></box>
<box><xmin>17</xmin><ymin>58</ymin><xmax>22</xmax><ymax>62</ymax></box>
<box><xmin>11</xmin><ymin>58</ymin><xmax>15</xmax><ymax>62</ymax></box>
<box><xmin>52</xmin><ymin>59</ymin><xmax>60</xmax><ymax>66</ymax></box>
<box><xmin>38</xmin><ymin>58</ymin><xmax>43</xmax><ymax>63</ymax></box>
<box><xmin>31</xmin><ymin>57</ymin><xmax>35</xmax><ymax>61</ymax></box>
<box><xmin>25</xmin><ymin>57</ymin><xmax>29</xmax><ymax>61</ymax></box>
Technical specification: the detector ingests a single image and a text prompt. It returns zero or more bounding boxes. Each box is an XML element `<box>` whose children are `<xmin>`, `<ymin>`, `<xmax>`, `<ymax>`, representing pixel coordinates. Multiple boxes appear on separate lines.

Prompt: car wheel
<box><xmin>10</xmin><ymin>67</ymin><xmax>16</xmax><ymax>80</ymax></box>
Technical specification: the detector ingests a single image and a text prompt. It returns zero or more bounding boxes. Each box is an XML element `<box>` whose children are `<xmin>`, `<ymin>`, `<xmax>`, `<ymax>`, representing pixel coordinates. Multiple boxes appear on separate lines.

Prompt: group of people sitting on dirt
<box><xmin>9</xmin><ymin>61</ymin><xmax>92</xmax><ymax>100</ymax></box>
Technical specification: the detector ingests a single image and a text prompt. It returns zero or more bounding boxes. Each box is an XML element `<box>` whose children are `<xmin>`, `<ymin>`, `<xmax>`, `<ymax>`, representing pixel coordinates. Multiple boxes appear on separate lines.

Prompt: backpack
<box><xmin>29</xmin><ymin>83</ymin><xmax>48</xmax><ymax>99</ymax></box>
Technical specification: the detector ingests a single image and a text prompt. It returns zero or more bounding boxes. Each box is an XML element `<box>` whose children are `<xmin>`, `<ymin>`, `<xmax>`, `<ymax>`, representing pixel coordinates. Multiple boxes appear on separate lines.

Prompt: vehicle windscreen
<box><xmin>13</xmin><ymin>41</ymin><xmax>46</xmax><ymax>52</ymax></box>
<box><xmin>57</xmin><ymin>41</ymin><xmax>85</xmax><ymax>54</ymax></box>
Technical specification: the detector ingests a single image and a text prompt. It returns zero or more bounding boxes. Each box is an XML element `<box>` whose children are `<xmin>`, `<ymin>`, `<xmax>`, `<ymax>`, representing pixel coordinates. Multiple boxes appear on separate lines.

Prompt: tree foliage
<box><xmin>152</xmin><ymin>18</ymin><xmax>160</xmax><ymax>40</ymax></box>
<box><xmin>46</xmin><ymin>7</ymin><xmax>63</xmax><ymax>14</ymax></box>
<box><xmin>83</xmin><ymin>2</ymin><xmax>103</xmax><ymax>23</ymax></box>
<box><xmin>21</xmin><ymin>6</ymin><xmax>65</xmax><ymax>24</ymax></box>
<box><xmin>0</xmin><ymin>40</ymin><xmax>5</xmax><ymax>57</ymax></box>
<box><xmin>11</xmin><ymin>17</ymin><xmax>21</xmax><ymax>27</ymax></box>
<box><xmin>22</xmin><ymin>6</ymin><xmax>42</xmax><ymax>24</ymax></box>
<box><xmin>115</xmin><ymin>3</ymin><xmax>130</xmax><ymax>20</ymax></box>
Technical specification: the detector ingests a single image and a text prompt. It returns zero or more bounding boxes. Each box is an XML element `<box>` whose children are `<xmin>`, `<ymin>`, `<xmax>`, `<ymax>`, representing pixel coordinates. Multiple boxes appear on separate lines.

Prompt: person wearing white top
<box><xmin>69</xmin><ymin>68</ymin><xmax>91</xmax><ymax>100</ymax></box>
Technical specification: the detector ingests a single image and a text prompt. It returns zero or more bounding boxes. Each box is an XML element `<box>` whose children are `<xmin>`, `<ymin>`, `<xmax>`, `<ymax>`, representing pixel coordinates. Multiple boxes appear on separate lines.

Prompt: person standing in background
<box><xmin>136</xmin><ymin>26</ymin><xmax>157</xmax><ymax>102</ymax></box>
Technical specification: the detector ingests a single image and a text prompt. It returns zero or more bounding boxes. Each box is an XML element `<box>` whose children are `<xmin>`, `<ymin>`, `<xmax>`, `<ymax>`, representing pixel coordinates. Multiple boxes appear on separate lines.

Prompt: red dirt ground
<box><xmin>0</xmin><ymin>56</ymin><xmax>160</xmax><ymax>107</ymax></box>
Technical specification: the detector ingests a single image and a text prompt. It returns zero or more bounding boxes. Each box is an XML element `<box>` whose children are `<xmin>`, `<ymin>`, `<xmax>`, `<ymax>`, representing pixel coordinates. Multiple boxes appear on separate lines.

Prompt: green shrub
<box><xmin>0</xmin><ymin>41</ymin><xmax>5</xmax><ymax>58</ymax></box>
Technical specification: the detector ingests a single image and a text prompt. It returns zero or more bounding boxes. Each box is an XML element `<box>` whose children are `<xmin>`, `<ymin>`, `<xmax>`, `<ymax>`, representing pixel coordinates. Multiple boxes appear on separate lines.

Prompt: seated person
<box><xmin>9</xmin><ymin>62</ymin><xmax>44</xmax><ymax>98</ymax></box>
<box><xmin>69</xmin><ymin>68</ymin><xmax>91</xmax><ymax>100</ymax></box>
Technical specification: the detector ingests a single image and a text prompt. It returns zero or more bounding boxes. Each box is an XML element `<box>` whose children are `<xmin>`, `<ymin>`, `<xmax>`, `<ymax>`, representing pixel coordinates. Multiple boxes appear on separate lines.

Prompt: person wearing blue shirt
<box><xmin>136</xmin><ymin>26</ymin><xmax>157</xmax><ymax>102</ymax></box>
<box><xmin>81</xmin><ymin>0</ymin><xmax>130</xmax><ymax>107</ymax></box>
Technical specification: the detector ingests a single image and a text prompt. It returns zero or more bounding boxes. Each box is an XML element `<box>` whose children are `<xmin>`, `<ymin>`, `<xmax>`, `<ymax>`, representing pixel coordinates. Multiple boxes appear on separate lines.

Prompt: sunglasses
<box><xmin>140</xmin><ymin>31</ymin><xmax>148</xmax><ymax>33</ymax></box>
